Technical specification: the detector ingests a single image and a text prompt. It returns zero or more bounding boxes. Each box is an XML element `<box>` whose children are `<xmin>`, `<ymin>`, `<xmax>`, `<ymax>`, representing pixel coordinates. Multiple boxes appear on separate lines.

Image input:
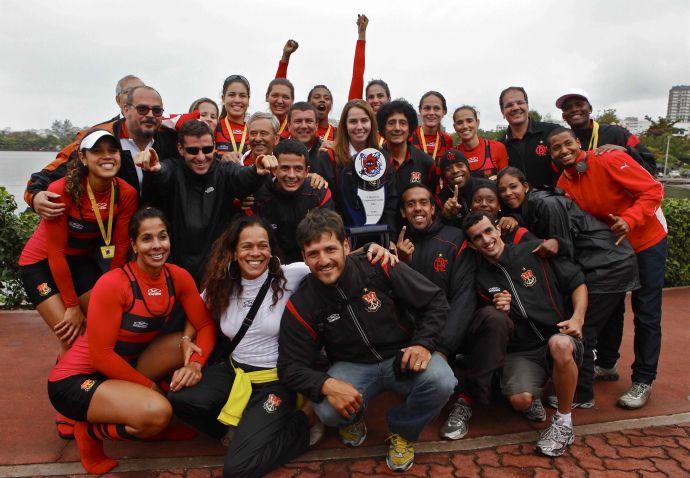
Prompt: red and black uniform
<box><xmin>316</xmin><ymin>124</ymin><xmax>336</xmax><ymax>142</ymax></box>
<box><xmin>215</xmin><ymin>118</ymin><xmax>249</xmax><ymax>159</ymax></box>
<box><xmin>458</xmin><ymin>138</ymin><xmax>509</xmax><ymax>178</ymax></box>
<box><xmin>382</xmin><ymin>143</ymin><xmax>438</xmax><ymax>196</ymax></box>
<box><xmin>249</xmin><ymin>179</ymin><xmax>334</xmax><ymax>263</ymax></box>
<box><xmin>47</xmin><ymin>262</ymin><xmax>216</xmax><ymax>421</ymax></box>
<box><xmin>411</xmin><ymin>127</ymin><xmax>454</xmax><ymax>163</ymax></box>
<box><xmin>502</xmin><ymin>120</ymin><xmax>561</xmax><ymax>189</ymax></box>
<box><xmin>19</xmin><ymin>177</ymin><xmax>138</xmax><ymax>307</ymax></box>
<box><xmin>573</xmin><ymin>120</ymin><xmax>656</xmax><ymax>173</ymax></box>
<box><xmin>24</xmin><ymin>117</ymin><xmax>179</xmax><ymax>207</ymax></box>
<box><xmin>434</xmin><ymin>176</ymin><xmax>492</xmax><ymax>229</ymax></box>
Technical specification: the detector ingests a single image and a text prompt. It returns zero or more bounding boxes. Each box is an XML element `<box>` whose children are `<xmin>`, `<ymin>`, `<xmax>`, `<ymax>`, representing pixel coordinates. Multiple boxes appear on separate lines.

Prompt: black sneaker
<box><xmin>545</xmin><ymin>395</ymin><xmax>595</xmax><ymax>409</ymax></box>
<box><xmin>522</xmin><ymin>398</ymin><xmax>546</xmax><ymax>422</ymax></box>
<box><xmin>440</xmin><ymin>398</ymin><xmax>472</xmax><ymax>440</ymax></box>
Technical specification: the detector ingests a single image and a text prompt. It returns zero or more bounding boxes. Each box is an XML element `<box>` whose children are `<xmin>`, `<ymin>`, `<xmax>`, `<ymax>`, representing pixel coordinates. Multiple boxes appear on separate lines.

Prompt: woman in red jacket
<box><xmin>216</xmin><ymin>75</ymin><xmax>251</xmax><ymax>162</ymax></box>
<box><xmin>48</xmin><ymin>207</ymin><xmax>217</xmax><ymax>475</ymax></box>
<box><xmin>19</xmin><ymin>129</ymin><xmax>138</xmax><ymax>356</ymax></box>
<box><xmin>453</xmin><ymin>105</ymin><xmax>508</xmax><ymax>180</ymax></box>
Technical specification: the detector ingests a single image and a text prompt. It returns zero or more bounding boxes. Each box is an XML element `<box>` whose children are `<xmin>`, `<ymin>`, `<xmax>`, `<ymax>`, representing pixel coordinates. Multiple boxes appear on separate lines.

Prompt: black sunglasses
<box><xmin>184</xmin><ymin>146</ymin><xmax>214</xmax><ymax>155</ymax></box>
<box><xmin>128</xmin><ymin>104</ymin><xmax>165</xmax><ymax>117</ymax></box>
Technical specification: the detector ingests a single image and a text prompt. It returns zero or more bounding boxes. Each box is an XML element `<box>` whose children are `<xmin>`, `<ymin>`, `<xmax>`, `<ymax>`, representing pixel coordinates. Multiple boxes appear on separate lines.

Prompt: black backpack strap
<box><xmin>226</xmin><ymin>275</ymin><xmax>272</xmax><ymax>356</ymax></box>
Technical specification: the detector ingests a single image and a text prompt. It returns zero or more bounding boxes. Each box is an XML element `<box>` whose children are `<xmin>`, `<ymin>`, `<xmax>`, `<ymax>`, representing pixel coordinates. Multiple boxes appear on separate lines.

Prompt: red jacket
<box><xmin>557</xmin><ymin>150</ymin><xmax>666</xmax><ymax>253</ymax></box>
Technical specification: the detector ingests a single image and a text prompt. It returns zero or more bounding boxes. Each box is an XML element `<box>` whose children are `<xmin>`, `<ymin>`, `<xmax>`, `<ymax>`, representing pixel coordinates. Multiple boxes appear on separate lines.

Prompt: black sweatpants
<box><xmin>168</xmin><ymin>361</ymin><xmax>310</xmax><ymax>478</ymax></box>
<box><xmin>576</xmin><ymin>291</ymin><xmax>627</xmax><ymax>402</ymax></box>
<box><xmin>461</xmin><ymin>306</ymin><xmax>514</xmax><ymax>405</ymax></box>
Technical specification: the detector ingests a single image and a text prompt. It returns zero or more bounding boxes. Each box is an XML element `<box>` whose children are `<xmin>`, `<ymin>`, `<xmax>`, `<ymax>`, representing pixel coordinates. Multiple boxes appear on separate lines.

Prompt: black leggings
<box><xmin>167</xmin><ymin>361</ymin><xmax>309</xmax><ymax>478</ymax></box>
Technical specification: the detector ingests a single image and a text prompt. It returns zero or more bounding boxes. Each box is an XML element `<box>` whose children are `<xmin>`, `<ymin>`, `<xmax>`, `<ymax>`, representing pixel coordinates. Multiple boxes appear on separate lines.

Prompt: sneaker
<box><xmin>338</xmin><ymin>413</ymin><xmax>367</xmax><ymax>447</ymax></box>
<box><xmin>545</xmin><ymin>395</ymin><xmax>595</xmax><ymax>410</ymax></box>
<box><xmin>618</xmin><ymin>382</ymin><xmax>652</xmax><ymax>409</ymax></box>
<box><xmin>594</xmin><ymin>364</ymin><xmax>620</xmax><ymax>381</ymax></box>
<box><xmin>522</xmin><ymin>398</ymin><xmax>546</xmax><ymax>422</ymax></box>
<box><xmin>440</xmin><ymin>398</ymin><xmax>472</xmax><ymax>440</ymax></box>
<box><xmin>535</xmin><ymin>416</ymin><xmax>575</xmax><ymax>457</ymax></box>
<box><xmin>386</xmin><ymin>434</ymin><xmax>414</xmax><ymax>472</ymax></box>
<box><xmin>309</xmin><ymin>422</ymin><xmax>325</xmax><ymax>447</ymax></box>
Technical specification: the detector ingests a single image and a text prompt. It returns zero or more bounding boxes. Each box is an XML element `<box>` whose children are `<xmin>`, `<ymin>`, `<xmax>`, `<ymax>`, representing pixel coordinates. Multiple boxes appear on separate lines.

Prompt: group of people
<box><xmin>18</xmin><ymin>14</ymin><xmax>667</xmax><ymax>477</ymax></box>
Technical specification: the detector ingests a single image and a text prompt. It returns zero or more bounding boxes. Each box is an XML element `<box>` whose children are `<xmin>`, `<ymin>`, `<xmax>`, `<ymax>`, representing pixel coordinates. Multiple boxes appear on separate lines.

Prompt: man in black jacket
<box><xmin>250</xmin><ymin>139</ymin><xmax>334</xmax><ymax>263</ymax></box>
<box><xmin>136</xmin><ymin>120</ymin><xmax>277</xmax><ymax>283</ymax></box>
<box><xmin>25</xmin><ymin>85</ymin><xmax>180</xmax><ymax>218</ymax></box>
<box><xmin>499</xmin><ymin>86</ymin><xmax>560</xmax><ymax>188</ymax></box>
<box><xmin>396</xmin><ymin>184</ymin><xmax>512</xmax><ymax>440</ymax></box>
<box><xmin>278</xmin><ymin>209</ymin><xmax>456</xmax><ymax>472</ymax></box>
<box><xmin>286</xmin><ymin>102</ymin><xmax>328</xmax><ymax>176</ymax></box>
<box><xmin>556</xmin><ymin>88</ymin><xmax>656</xmax><ymax>173</ymax></box>
<box><xmin>464</xmin><ymin>211</ymin><xmax>588</xmax><ymax>457</ymax></box>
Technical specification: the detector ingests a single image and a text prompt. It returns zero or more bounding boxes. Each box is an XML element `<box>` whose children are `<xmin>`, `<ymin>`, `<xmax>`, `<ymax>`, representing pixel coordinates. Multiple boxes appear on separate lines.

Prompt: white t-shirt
<box><xmin>219</xmin><ymin>262</ymin><xmax>310</xmax><ymax>369</ymax></box>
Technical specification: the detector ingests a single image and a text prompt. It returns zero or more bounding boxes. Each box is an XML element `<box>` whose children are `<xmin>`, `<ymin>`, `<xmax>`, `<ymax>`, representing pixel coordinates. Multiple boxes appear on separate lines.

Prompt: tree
<box><xmin>644</xmin><ymin>116</ymin><xmax>683</xmax><ymax>137</ymax></box>
<box><xmin>50</xmin><ymin>119</ymin><xmax>80</xmax><ymax>144</ymax></box>
<box><xmin>528</xmin><ymin>110</ymin><xmax>542</xmax><ymax>122</ymax></box>
<box><xmin>594</xmin><ymin>108</ymin><xmax>620</xmax><ymax>124</ymax></box>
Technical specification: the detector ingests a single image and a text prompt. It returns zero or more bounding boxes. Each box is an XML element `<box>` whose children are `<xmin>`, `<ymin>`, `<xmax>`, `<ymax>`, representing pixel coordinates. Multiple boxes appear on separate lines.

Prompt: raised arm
<box><xmin>347</xmin><ymin>14</ymin><xmax>368</xmax><ymax>101</ymax></box>
<box><xmin>275</xmin><ymin>39</ymin><xmax>299</xmax><ymax>78</ymax></box>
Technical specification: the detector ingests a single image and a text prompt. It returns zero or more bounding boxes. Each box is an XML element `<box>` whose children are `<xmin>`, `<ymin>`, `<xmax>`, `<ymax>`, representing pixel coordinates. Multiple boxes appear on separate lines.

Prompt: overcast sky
<box><xmin>1</xmin><ymin>0</ymin><xmax>688</xmax><ymax>132</ymax></box>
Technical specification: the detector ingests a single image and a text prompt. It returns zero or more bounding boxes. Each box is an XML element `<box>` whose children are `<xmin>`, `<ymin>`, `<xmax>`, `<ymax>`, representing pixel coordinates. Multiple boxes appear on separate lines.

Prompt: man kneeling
<box><xmin>278</xmin><ymin>209</ymin><xmax>456</xmax><ymax>472</ymax></box>
<box><xmin>463</xmin><ymin>211</ymin><xmax>587</xmax><ymax>457</ymax></box>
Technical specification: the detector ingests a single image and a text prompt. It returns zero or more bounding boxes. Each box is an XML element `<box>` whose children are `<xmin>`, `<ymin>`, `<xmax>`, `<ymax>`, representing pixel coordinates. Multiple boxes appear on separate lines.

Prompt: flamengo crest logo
<box><xmin>433</xmin><ymin>254</ymin><xmax>448</xmax><ymax>273</ymax></box>
<box><xmin>362</xmin><ymin>289</ymin><xmax>381</xmax><ymax>312</ymax></box>
<box><xmin>535</xmin><ymin>143</ymin><xmax>548</xmax><ymax>157</ymax></box>
<box><xmin>263</xmin><ymin>393</ymin><xmax>282</xmax><ymax>413</ymax></box>
<box><xmin>410</xmin><ymin>171</ymin><xmax>422</xmax><ymax>183</ymax></box>
<box><xmin>520</xmin><ymin>268</ymin><xmax>537</xmax><ymax>287</ymax></box>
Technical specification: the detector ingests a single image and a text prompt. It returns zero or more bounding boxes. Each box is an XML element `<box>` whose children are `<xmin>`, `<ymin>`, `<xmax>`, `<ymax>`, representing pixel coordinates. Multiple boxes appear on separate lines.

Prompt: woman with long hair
<box><xmin>265</xmin><ymin>78</ymin><xmax>294</xmax><ymax>141</ymax></box>
<box><xmin>47</xmin><ymin>207</ymin><xmax>217</xmax><ymax>475</ymax></box>
<box><xmin>216</xmin><ymin>75</ymin><xmax>251</xmax><ymax>162</ymax></box>
<box><xmin>167</xmin><ymin>215</ymin><xmax>393</xmax><ymax>478</ymax></box>
<box><xmin>19</xmin><ymin>129</ymin><xmax>138</xmax><ymax>359</ymax></box>
<box><xmin>319</xmin><ymin>99</ymin><xmax>399</xmax><ymax>239</ymax></box>
<box><xmin>453</xmin><ymin>105</ymin><xmax>508</xmax><ymax>180</ymax></box>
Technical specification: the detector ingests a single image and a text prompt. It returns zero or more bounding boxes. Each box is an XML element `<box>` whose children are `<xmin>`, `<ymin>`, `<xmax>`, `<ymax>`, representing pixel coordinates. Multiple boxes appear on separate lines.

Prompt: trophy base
<box><xmin>347</xmin><ymin>225</ymin><xmax>391</xmax><ymax>250</ymax></box>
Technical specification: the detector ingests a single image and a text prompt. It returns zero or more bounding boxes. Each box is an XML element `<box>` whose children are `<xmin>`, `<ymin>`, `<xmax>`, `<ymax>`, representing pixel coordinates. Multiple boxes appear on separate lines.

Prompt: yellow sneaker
<box><xmin>386</xmin><ymin>433</ymin><xmax>414</xmax><ymax>472</ymax></box>
<box><xmin>338</xmin><ymin>414</ymin><xmax>367</xmax><ymax>447</ymax></box>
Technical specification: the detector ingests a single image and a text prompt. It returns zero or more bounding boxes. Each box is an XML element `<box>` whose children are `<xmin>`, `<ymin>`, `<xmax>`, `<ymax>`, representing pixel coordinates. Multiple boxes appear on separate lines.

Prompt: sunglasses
<box><xmin>129</xmin><ymin>104</ymin><xmax>165</xmax><ymax>116</ymax></box>
<box><xmin>184</xmin><ymin>146</ymin><xmax>214</xmax><ymax>155</ymax></box>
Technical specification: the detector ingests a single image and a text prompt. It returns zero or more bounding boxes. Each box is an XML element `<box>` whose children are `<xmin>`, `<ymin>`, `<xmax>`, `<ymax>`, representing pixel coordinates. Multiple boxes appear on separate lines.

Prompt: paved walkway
<box><xmin>0</xmin><ymin>288</ymin><xmax>688</xmax><ymax>477</ymax></box>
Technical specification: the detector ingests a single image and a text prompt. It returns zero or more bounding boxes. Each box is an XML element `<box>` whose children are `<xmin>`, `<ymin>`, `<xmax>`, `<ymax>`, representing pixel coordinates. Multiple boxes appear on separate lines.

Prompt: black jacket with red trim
<box><xmin>573</xmin><ymin>122</ymin><xmax>656</xmax><ymax>174</ymax></box>
<box><xmin>381</xmin><ymin>143</ymin><xmax>438</xmax><ymax>195</ymax></box>
<box><xmin>24</xmin><ymin>117</ymin><xmax>180</xmax><ymax>207</ymax></box>
<box><xmin>277</xmin><ymin>253</ymin><xmax>449</xmax><ymax>402</ymax></box>
<box><xmin>250</xmin><ymin>179</ymin><xmax>334</xmax><ymax>264</ymax></box>
<box><xmin>517</xmin><ymin>189</ymin><xmax>639</xmax><ymax>294</ymax></box>
<box><xmin>405</xmin><ymin>218</ymin><xmax>475</xmax><ymax>355</ymax></box>
<box><xmin>474</xmin><ymin>240</ymin><xmax>585</xmax><ymax>352</ymax></box>
<box><xmin>502</xmin><ymin>120</ymin><xmax>561</xmax><ymax>189</ymax></box>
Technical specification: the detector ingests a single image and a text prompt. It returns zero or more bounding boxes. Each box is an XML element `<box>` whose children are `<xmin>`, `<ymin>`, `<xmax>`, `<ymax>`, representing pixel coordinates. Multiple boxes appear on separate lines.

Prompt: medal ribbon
<box><xmin>225</xmin><ymin>117</ymin><xmax>247</xmax><ymax>153</ymax></box>
<box><xmin>418</xmin><ymin>128</ymin><xmax>440</xmax><ymax>159</ymax></box>
<box><xmin>278</xmin><ymin>116</ymin><xmax>288</xmax><ymax>135</ymax></box>
<box><xmin>87</xmin><ymin>180</ymin><xmax>115</xmax><ymax>248</ymax></box>
<box><xmin>587</xmin><ymin>120</ymin><xmax>600</xmax><ymax>150</ymax></box>
<box><xmin>321</xmin><ymin>124</ymin><xmax>332</xmax><ymax>141</ymax></box>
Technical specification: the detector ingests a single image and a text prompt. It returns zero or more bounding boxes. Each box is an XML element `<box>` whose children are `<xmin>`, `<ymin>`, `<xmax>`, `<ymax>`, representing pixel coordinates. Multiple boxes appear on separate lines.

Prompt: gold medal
<box><xmin>87</xmin><ymin>180</ymin><xmax>116</xmax><ymax>260</ymax></box>
<box><xmin>100</xmin><ymin>245</ymin><xmax>115</xmax><ymax>259</ymax></box>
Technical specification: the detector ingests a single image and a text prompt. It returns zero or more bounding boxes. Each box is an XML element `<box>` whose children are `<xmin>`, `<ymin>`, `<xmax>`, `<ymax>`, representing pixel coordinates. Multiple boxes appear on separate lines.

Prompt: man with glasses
<box><xmin>499</xmin><ymin>87</ymin><xmax>560</xmax><ymax>189</ymax></box>
<box><xmin>25</xmin><ymin>85</ymin><xmax>180</xmax><ymax>216</ymax></box>
<box><xmin>135</xmin><ymin>119</ymin><xmax>278</xmax><ymax>283</ymax></box>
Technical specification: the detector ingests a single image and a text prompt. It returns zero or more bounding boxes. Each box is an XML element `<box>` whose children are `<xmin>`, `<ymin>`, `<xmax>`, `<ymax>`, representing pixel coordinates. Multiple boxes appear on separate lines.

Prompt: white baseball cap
<box><xmin>79</xmin><ymin>129</ymin><xmax>118</xmax><ymax>150</ymax></box>
<box><xmin>555</xmin><ymin>88</ymin><xmax>591</xmax><ymax>109</ymax></box>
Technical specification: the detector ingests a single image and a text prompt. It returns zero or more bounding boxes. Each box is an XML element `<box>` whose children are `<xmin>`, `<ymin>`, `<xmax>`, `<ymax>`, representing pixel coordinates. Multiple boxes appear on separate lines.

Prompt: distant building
<box><xmin>667</xmin><ymin>85</ymin><xmax>690</xmax><ymax>122</ymax></box>
<box><xmin>620</xmin><ymin>117</ymin><xmax>651</xmax><ymax>135</ymax></box>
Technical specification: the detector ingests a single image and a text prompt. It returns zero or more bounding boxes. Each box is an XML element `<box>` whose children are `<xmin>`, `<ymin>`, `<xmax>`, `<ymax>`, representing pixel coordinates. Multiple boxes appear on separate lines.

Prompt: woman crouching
<box><xmin>47</xmin><ymin>207</ymin><xmax>216</xmax><ymax>474</ymax></box>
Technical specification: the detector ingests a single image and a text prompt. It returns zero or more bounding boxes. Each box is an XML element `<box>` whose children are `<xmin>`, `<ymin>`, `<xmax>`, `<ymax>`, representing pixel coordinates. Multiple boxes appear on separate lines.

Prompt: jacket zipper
<box><xmin>336</xmin><ymin>286</ymin><xmax>384</xmax><ymax>361</ymax></box>
<box><xmin>495</xmin><ymin>264</ymin><xmax>546</xmax><ymax>342</ymax></box>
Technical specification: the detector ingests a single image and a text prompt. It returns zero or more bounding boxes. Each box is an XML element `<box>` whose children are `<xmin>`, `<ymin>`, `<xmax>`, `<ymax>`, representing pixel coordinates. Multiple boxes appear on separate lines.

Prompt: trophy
<box><xmin>349</xmin><ymin>148</ymin><xmax>390</xmax><ymax>247</ymax></box>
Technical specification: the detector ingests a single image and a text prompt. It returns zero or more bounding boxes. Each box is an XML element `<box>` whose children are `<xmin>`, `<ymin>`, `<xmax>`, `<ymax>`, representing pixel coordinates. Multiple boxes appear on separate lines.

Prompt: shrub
<box><xmin>663</xmin><ymin>198</ymin><xmax>690</xmax><ymax>287</ymax></box>
<box><xmin>0</xmin><ymin>187</ymin><xmax>39</xmax><ymax>308</ymax></box>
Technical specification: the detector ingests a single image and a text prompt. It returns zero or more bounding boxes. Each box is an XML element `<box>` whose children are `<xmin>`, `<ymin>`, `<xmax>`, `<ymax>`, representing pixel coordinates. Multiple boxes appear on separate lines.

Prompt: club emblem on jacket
<box><xmin>535</xmin><ymin>143</ymin><xmax>548</xmax><ymax>157</ymax></box>
<box><xmin>37</xmin><ymin>282</ymin><xmax>52</xmax><ymax>296</ymax></box>
<box><xmin>263</xmin><ymin>393</ymin><xmax>282</xmax><ymax>413</ymax></box>
<box><xmin>520</xmin><ymin>268</ymin><xmax>537</xmax><ymax>287</ymax></box>
<box><xmin>433</xmin><ymin>254</ymin><xmax>448</xmax><ymax>273</ymax></box>
<box><xmin>362</xmin><ymin>289</ymin><xmax>381</xmax><ymax>312</ymax></box>
<box><xmin>410</xmin><ymin>171</ymin><xmax>422</xmax><ymax>183</ymax></box>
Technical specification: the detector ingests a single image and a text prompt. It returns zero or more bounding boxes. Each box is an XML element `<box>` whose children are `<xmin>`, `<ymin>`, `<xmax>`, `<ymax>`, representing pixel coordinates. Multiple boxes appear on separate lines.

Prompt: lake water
<box><xmin>1</xmin><ymin>150</ymin><xmax>688</xmax><ymax>208</ymax></box>
<box><xmin>0</xmin><ymin>151</ymin><xmax>57</xmax><ymax>209</ymax></box>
